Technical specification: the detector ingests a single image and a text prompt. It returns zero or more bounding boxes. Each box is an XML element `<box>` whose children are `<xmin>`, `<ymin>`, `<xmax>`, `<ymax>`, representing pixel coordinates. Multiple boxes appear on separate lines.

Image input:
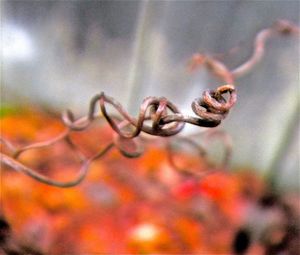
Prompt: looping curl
<box><xmin>166</xmin><ymin>129</ymin><xmax>233</xmax><ymax>178</ymax></box>
<box><xmin>1</xmin><ymin>19</ymin><xmax>298</xmax><ymax>188</ymax></box>
<box><xmin>1</xmin><ymin>84</ymin><xmax>235</xmax><ymax>187</ymax></box>
<box><xmin>62</xmin><ymin>85</ymin><xmax>236</xmax><ymax>139</ymax></box>
<box><xmin>192</xmin><ymin>84</ymin><xmax>237</xmax><ymax>123</ymax></box>
<box><xmin>99</xmin><ymin>93</ymin><xmax>185</xmax><ymax>138</ymax></box>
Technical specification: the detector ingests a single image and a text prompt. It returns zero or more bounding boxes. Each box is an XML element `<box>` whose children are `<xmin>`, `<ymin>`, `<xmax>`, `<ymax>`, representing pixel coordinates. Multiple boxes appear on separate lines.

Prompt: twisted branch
<box><xmin>1</xmin><ymin>19</ymin><xmax>298</xmax><ymax>188</ymax></box>
<box><xmin>0</xmin><ymin>84</ymin><xmax>236</xmax><ymax>187</ymax></box>
<box><xmin>189</xmin><ymin>19</ymin><xmax>299</xmax><ymax>84</ymax></box>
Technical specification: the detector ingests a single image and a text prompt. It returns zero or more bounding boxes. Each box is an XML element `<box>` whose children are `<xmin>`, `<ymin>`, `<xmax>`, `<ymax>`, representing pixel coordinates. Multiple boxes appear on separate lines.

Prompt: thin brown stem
<box><xmin>12</xmin><ymin>129</ymin><xmax>70</xmax><ymax>159</ymax></box>
<box><xmin>0</xmin><ymin>143</ymin><xmax>114</xmax><ymax>188</ymax></box>
<box><xmin>189</xmin><ymin>19</ymin><xmax>299</xmax><ymax>84</ymax></box>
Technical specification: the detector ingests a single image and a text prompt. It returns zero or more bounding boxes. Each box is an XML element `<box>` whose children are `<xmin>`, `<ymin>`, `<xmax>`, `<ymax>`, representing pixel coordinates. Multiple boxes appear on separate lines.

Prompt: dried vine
<box><xmin>166</xmin><ymin>129</ymin><xmax>232</xmax><ymax>179</ymax></box>
<box><xmin>0</xmin><ymin>84</ymin><xmax>235</xmax><ymax>187</ymax></box>
<box><xmin>0</xmin><ymin>19</ymin><xmax>298</xmax><ymax>187</ymax></box>
<box><xmin>189</xmin><ymin>19</ymin><xmax>299</xmax><ymax>84</ymax></box>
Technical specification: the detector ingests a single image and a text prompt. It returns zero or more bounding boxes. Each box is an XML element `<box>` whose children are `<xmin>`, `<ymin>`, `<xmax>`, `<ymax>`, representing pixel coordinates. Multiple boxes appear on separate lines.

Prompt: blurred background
<box><xmin>2</xmin><ymin>0</ymin><xmax>299</xmax><ymax>190</ymax></box>
<box><xmin>1</xmin><ymin>1</ymin><xmax>300</xmax><ymax>254</ymax></box>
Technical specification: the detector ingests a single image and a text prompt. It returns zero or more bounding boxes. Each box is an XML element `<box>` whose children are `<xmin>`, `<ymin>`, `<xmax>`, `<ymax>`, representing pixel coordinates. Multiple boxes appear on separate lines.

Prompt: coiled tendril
<box><xmin>0</xmin><ymin>84</ymin><xmax>236</xmax><ymax>188</ymax></box>
<box><xmin>62</xmin><ymin>84</ymin><xmax>236</xmax><ymax>138</ymax></box>
<box><xmin>1</xmin><ymin>19</ymin><xmax>298</xmax><ymax>188</ymax></box>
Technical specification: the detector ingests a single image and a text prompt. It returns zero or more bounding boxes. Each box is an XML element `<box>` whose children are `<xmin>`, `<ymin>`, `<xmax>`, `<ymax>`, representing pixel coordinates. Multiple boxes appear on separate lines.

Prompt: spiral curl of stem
<box><xmin>1</xmin><ymin>19</ymin><xmax>298</xmax><ymax>188</ymax></box>
<box><xmin>0</xmin><ymin>84</ymin><xmax>235</xmax><ymax>187</ymax></box>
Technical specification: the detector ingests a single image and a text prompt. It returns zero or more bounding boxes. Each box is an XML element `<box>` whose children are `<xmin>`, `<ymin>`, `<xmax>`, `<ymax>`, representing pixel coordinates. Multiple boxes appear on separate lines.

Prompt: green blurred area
<box><xmin>0</xmin><ymin>105</ymin><xmax>19</xmax><ymax>118</ymax></box>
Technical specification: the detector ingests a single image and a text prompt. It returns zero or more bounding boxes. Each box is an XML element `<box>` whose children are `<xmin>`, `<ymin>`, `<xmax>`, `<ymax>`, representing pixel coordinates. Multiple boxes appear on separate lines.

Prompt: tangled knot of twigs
<box><xmin>63</xmin><ymin>84</ymin><xmax>236</xmax><ymax>138</ymax></box>
<box><xmin>1</xmin><ymin>19</ymin><xmax>298</xmax><ymax>188</ymax></box>
<box><xmin>0</xmin><ymin>84</ymin><xmax>236</xmax><ymax>188</ymax></box>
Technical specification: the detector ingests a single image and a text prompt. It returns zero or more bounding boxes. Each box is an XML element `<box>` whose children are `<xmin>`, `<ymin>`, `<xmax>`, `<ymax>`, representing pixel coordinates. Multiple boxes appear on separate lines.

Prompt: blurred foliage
<box><xmin>0</xmin><ymin>105</ymin><xmax>19</xmax><ymax>118</ymax></box>
<box><xmin>0</xmin><ymin>108</ymin><xmax>299</xmax><ymax>254</ymax></box>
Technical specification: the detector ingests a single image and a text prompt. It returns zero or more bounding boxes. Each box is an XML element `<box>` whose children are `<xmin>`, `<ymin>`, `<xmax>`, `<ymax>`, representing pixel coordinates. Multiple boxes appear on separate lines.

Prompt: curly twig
<box><xmin>62</xmin><ymin>85</ymin><xmax>236</xmax><ymax>138</ymax></box>
<box><xmin>0</xmin><ymin>83</ymin><xmax>235</xmax><ymax>187</ymax></box>
<box><xmin>189</xmin><ymin>19</ymin><xmax>299</xmax><ymax>84</ymax></box>
<box><xmin>166</xmin><ymin>136</ymin><xmax>206</xmax><ymax>175</ymax></box>
<box><xmin>0</xmin><ymin>143</ymin><xmax>114</xmax><ymax>188</ymax></box>
<box><xmin>2</xmin><ymin>19</ymin><xmax>297</xmax><ymax>188</ymax></box>
<box><xmin>231</xmin><ymin>19</ymin><xmax>300</xmax><ymax>78</ymax></box>
<box><xmin>166</xmin><ymin>129</ymin><xmax>232</xmax><ymax>179</ymax></box>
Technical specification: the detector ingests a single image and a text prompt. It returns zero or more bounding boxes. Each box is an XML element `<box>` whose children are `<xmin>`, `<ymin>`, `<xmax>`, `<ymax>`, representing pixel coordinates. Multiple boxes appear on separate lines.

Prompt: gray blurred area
<box><xmin>1</xmin><ymin>1</ymin><xmax>299</xmax><ymax>189</ymax></box>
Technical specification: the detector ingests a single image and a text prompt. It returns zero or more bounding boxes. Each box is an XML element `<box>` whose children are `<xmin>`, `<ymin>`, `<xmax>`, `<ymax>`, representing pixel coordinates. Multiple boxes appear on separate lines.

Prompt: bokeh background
<box><xmin>1</xmin><ymin>0</ymin><xmax>299</xmax><ymax>190</ymax></box>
